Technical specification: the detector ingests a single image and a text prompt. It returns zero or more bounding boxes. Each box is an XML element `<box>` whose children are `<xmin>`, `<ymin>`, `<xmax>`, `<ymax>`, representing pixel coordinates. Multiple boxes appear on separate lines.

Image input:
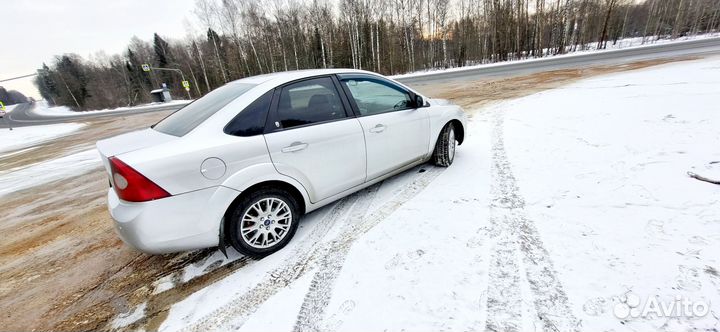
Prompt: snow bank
<box><xmin>0</xmin><ymin>122</ymin><xmax>86</xmax><ymax>154</ymax></box>
<box><xmin>31</xmin><ymin>99</ymin><xmax>191</xmax><ymax>117</ymax></box>
<box><xmin>0</xmin><ymin>149</ymin><xmax>101</xmax><ymax>197</ymax></box>
<box><xmin>502</xmin><ymin>56</ymin><xmax>720</xmax><ymax>330</ymax></box>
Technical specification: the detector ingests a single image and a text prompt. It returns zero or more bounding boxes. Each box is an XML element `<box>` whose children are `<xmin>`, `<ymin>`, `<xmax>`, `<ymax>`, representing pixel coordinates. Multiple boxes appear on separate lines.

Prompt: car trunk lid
<box><xmin>96</xmin><ymin>128</ymin><xmax>177</xmax><ymax>175</ymax></box>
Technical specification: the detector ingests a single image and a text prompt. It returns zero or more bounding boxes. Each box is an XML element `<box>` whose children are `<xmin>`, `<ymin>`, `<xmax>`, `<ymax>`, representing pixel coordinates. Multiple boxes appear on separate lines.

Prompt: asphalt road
<box><xmin>0</xmin><ymin>101</ymin><xmax>190</xmax><ymax>128</ymax></box>
<box><xmin>3</xmin><ymin>36</ymin><xmax>719</xmax><ymax>128</ymax></box>
<box><xmin>395</xmin><ymin>37</ymin><xmax>720</xmax><ymax>86</ymax></box>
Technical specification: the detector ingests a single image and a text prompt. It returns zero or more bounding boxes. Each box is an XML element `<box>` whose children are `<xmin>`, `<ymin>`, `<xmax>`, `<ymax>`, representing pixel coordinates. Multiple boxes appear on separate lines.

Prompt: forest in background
<box><xmin>33</xmin><ymin>0</ymin><xmax>720</xmax><ymax>111</ymax></box>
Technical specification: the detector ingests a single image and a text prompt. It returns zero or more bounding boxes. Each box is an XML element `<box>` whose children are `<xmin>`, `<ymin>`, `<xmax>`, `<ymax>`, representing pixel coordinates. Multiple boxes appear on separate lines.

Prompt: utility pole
<box><xmin>141</xmin><ymin>64</ymin><xmax>192</xmax><ymax>100</ymax></box>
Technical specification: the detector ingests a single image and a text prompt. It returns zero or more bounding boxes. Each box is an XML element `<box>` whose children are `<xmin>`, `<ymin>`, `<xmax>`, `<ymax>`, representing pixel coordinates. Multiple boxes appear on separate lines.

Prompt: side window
<box><xmin>224</xmin><ymin>90</ymin><xmax>273</xmax><ymax>136</ymax></box>
<box><xmin>340</xmin><ymin>78</ymin><xmax>412</xmax><ymax>116</ymax></box>
<box><xmin>275</xmin><ymin>77</ymin><xmax>347</xmax><ymax>129</ymax></box>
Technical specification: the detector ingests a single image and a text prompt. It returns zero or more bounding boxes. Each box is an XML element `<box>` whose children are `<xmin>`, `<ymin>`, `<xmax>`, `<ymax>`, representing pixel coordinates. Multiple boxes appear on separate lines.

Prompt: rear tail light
<box><xmin>109</xmin><ymin>157</ymin><xmax>170</xmax><ymax>202</ymax></box>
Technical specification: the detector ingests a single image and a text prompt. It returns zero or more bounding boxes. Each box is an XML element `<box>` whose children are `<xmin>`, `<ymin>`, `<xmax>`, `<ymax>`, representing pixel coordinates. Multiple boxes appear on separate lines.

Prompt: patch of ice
<box><xmin>152</xmin><ymin>274</ymin><xmax>178</xmax><ymax>295</ymax></box>
<box><xmin>111</xmin><ymin>302</ymin><xmax>147</xmax><ymax>329</ymax></box>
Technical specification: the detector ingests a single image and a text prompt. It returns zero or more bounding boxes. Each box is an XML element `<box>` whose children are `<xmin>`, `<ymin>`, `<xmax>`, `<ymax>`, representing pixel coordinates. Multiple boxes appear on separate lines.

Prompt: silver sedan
<box><xmin>96</xmin><ymin>69</ymin><xmax>467</xmax><ymax>257</ymax></box>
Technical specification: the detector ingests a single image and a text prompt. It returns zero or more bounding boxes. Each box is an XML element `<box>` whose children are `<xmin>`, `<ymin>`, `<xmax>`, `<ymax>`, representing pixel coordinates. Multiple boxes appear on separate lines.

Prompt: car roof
<box><xmin>226</xmin><ymin>68</ymin><xmax>373</xmax><ymax>86</ymax></box>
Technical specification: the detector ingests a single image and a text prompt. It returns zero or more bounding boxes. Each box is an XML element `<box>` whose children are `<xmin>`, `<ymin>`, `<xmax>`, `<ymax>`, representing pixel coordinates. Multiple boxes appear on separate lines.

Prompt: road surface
<box><xmin>2</xmin><ymin>36</ymin><xmax>719</xmax><ymax>128</ymax></box>
<box><xmin>395</xmin><ymin>37</ymin><xmax>720</xmax><ymax>85</ymax></box>
<box><xmin>0</xmin><ymin>101</ymin><xmax>191</xmax><ymax>128</ymax></box>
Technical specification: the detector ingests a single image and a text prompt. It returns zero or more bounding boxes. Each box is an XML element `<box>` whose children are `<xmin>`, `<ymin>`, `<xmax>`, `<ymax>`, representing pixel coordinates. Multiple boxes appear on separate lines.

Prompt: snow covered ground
<box><xmin>104</xmin><ymin>57</ymin><xmax>719</xmax><ymax>332</ymax></box>
<box><xmin>0</xmin><ymin>148</ymin><xmax>100</xmax><ymax>197</ymax></box>
<box><xmin>501</xmin><ymin>56</ymin><xmax>720</xmax><ymax>331</ymax></box>
<box><xmin>30</xmin><ymin>99</ymin><xmax>190</xmax><ymax>117</ymax></box>
<box><xmin>0</xmin><ymin>122</ymin><xmax>86</xmax><ymax>154</ymax></box>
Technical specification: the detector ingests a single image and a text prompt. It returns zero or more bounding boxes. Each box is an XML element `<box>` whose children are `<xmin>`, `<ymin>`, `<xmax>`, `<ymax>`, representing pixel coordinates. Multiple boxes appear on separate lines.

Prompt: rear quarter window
<box><xmin>153</xmin><ymin>83</ymin><xmax>256</xmax><ymax>136</ymax></box>
<box><xmin>224</xmin><ymin>90</ymin><xmax>274</xmax><ymax>136</ymax></box>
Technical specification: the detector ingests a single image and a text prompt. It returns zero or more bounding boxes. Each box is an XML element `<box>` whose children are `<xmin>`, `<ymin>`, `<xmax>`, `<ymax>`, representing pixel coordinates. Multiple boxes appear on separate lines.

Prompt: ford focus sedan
<box><xmin>96</xmin><ymin>69</ymin><xmax>467</xmax><ymax>257</ymax></box>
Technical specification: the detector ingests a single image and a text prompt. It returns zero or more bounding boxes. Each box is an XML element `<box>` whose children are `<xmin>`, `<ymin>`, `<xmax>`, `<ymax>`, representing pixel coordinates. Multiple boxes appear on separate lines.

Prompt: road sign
<box><xmin>141</xmin><ymin>64</ymin><xmax>151</xmax><ymax>72</ymax></box>
<box><xmin>181</xmin><ymin>80</ymin><xmax>190</xmax><ymax>88</ymax></box>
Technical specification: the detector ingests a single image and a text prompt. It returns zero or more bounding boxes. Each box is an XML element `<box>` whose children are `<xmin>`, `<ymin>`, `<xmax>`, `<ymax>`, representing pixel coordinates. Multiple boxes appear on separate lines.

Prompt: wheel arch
<box><xmin>449</xmin><ymin>119</ymin><xmax>465</xmax><ymax>145</ymax></box>
<box><xmin>431</xmin><ymin>119</ymin><xmax>466</xmax><ymax>151</ymax></box>
<box><xmin>220</xmin><ymin>180</ymin><xmax>307</xmax><ymax>249</ymax></box>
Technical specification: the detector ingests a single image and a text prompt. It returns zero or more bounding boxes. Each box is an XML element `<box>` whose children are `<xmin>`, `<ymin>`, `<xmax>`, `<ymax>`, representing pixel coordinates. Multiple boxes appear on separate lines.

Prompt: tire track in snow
<box><xmin>486</xmin><ymin>110</ymin><xmax>579</xmax><ymax>332</ymax></box>
<box><xmin>179</xmin><ymin>189</ymin><xmax>373</xmax><ymax>332</ymax></box>
<box><xmin>181</xmin><ymin>166</ymin><xmax>443</xmax><ymax>332</ymax></box>
<box><xmin>291</xmin><ymin>166</ymin><xmax>444</xmax><ymax>332</ymax></box>
<box><xmin>290</xmin><ymin>188</ymin><xmax>378</xmax><ymax>332</ymax></box>
<box><xmin>486</xmin><ymin>110</ymin><xmax>523</xmax><ymax>332</ymax></box>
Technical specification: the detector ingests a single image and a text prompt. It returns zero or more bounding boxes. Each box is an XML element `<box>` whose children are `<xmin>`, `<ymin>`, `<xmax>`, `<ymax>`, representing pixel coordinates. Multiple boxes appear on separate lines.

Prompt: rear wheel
<box><xmin>228</xmin><ymin>187</ymin><xmax>300</xmax><ymax>257</ymax></box>
<box><xmin>432</xmin><ymin>123</ymin><xmax>456</xmax><ymax>167</ymax></box>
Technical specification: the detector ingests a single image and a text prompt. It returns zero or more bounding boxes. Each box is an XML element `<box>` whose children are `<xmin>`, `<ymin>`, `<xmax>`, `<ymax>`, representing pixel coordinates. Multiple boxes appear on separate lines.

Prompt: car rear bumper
<box><xmin>107</xmin><ymin>186</ymin><xmax>239</xmax><ymax>254</ymax></box>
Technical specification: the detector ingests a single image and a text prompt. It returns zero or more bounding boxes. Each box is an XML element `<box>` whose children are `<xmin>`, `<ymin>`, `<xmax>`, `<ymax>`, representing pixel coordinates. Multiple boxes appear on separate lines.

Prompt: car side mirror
<box><xmin>414</xmin><ymin>94</ymin><xmax>424</xmax><ymax>108</ymax></box>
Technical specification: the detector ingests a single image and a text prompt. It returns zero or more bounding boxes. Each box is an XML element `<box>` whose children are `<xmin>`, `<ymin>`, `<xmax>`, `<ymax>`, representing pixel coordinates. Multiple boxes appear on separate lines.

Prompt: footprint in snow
<box><xmin>688</xmin><ymin>235</ymin><xmax>709</xmax><ymax>245</ymax></box>
<box><xmin>582</xmin><ymin>297</ymin><xmax>609</xmax><ymax>316</ymax></box>
<box><xmin>676</xmin><ymin>265</ymin><xmax>702</xmax><ymax>291</ymax></box>
<box><xmin>384</xmin><ymin>250</ymin><xmax>427</xmax><ymax>271</ymax></box>
<box><xmin>466</xmin><ymin>236</ymin><xmax>483</xmax><ymax>249</ymax></box>
<box><xmin>644</xmin><ymin>219</ymin><xmax>667</xmax><ymax>239</ymax></box>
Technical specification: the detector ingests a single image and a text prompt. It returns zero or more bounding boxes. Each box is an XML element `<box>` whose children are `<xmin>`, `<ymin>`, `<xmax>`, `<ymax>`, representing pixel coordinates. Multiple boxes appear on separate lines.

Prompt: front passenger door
<box><xmin>264</xmin><ymin>76</ymin><xmax>366</xmax><ymax>203</ymax></box>
<box><xmin>339</xmin><ymin>75</ymin><xmax>430</xmax><ymax>181</ymax></box>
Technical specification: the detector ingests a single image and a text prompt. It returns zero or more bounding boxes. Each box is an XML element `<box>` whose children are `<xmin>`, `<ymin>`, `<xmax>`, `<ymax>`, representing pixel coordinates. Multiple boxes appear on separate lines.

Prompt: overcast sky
<box><xmin>1</xmin><ymin>0</ymin><xmax>197</xmax><ymax>99</ymax></box>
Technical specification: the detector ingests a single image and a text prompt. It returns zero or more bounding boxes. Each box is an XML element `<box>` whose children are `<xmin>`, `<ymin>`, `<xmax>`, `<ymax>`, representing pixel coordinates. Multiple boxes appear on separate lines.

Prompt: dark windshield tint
<box><xmin>153</xmin><ymin>83</ymin><xmax>256</xmax><ymax>136</ymax></box>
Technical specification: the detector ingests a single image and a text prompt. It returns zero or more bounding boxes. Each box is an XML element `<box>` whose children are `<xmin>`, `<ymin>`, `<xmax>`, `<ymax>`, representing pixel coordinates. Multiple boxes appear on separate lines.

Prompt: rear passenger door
<box><xmin>264</xmin><ymin>76</ymin><xmax>366</xmax><ymax>203</ymax></box>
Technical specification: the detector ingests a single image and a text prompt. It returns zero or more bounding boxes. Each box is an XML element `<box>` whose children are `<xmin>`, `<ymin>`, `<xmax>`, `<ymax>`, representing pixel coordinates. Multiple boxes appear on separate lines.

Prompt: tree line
<box><xmin>35</xmin><ymin>0</ymin><xmax>720</xmax><ymax>111</ymax></box>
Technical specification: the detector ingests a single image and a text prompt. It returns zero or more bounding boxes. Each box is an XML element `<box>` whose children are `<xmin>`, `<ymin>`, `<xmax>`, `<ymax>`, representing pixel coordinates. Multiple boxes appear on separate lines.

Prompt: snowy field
<box><xmin>0</xmin><ymin>148</ymin><xmax>100</xmax><ymax>197</ymax></box>
<box><xmin>103</xmin><ymin>57</ymin><xmax>720</xmax><ymax>331</ymax></box>
<box><xmin>0</xmin><ymin>122</ymin><xmax>86</xmax><ymax>154</ymax></box>
<box><xmin>501</xmin><ymin>56</ymin><xmax>720</xmax><ymax>331</ymax></box>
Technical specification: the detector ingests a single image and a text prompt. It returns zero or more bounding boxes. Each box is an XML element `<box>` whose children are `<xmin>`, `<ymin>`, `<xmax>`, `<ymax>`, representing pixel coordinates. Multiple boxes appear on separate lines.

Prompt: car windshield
<box><xmin>153</xmin><ymin>83</ymin><xmax>256</xmax><ymax>136</ymax></box>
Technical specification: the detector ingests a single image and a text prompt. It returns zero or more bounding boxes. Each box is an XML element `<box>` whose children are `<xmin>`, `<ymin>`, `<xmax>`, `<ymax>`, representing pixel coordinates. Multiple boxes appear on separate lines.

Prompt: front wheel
<box><xmin>227</xmin><ymin>188</ymin><xmax>300</xmax><ymax>258</ymax></box>
<box><xmin>432</xmin><ymin>123</ymin><xmax>456</xmax><ymax>167</ymax></box>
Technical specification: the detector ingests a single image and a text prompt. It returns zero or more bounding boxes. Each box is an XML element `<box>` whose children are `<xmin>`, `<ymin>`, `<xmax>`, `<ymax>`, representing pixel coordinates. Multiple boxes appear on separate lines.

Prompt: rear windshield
<box><xmin>153</xmin><ymin>83</ymin><xmax>256</xmax><ymax>136</ymax></box>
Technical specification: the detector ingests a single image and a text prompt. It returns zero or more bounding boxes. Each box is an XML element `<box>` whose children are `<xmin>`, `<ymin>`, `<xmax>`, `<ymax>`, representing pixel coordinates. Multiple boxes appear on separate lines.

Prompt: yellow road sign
<box><xmin>181</xmin><ymin>80</ymin><xmax>190</xmax><ymax>88</ymax></box>
<box><xmin>141</xmin><ymin>64</ymin><xmax>151</xmax><ymax>72</ymax></box>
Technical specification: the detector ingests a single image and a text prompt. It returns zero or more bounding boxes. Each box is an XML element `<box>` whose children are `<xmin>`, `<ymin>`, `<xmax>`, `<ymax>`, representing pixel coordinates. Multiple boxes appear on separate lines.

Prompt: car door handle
<box><xmin>369</xmin><ymin>124</ymin><xmax>386</xmax><ymax>133</ymax></box>
<box><xmin>281</xmin><ymin>142</ymin><xmax>309</xmax><ymax>153</ymax></box>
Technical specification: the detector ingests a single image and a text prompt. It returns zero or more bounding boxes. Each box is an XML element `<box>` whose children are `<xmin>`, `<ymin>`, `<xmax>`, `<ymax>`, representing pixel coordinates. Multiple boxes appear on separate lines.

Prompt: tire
<box><xmin>432</xmin><ymin>123</ymin><xmax>457</xmax><ymax>167</ymax></box>
<box><xmin>227</xmin><ymin>187</ymin><xmax>300</xmax><ymax>258</ymax></box>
